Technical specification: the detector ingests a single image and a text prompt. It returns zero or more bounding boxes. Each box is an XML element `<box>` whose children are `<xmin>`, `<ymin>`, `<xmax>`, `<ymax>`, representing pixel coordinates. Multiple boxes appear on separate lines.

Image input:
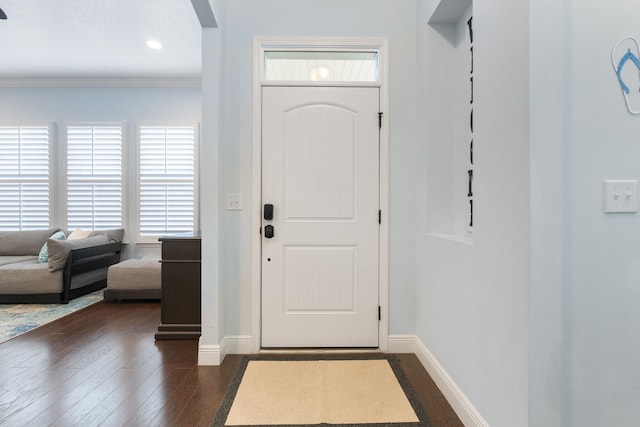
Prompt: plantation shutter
<box><xmin>66</xmin><ymin>125</ymin><xmax>123</xmax><ymax>229</ymax></box>
<box><xmin>0</xmin><ymin>125</ymin><xmax>51</xmax><ymax>230</ymax></box>
<box><xmin>138</xmin><ymin>125</ymin><xmax>196</xmax><ymax>237</ymax></box>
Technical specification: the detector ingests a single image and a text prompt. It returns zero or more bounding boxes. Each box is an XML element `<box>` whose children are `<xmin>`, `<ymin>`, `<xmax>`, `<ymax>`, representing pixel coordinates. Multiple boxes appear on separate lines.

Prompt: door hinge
<box><xmin>378</xmin><ymin>210</ymin><xmax>382</xmax><ymax>224</ymax></box>
<box><xmin>378</xmin><ymin>306</ymin><xmax>381</xmax><ymax>321</ymax></box>
<box><xmin>378</xmin><ymin>112</ymin><xmax>383</xmax><ymax>129</ymax></box>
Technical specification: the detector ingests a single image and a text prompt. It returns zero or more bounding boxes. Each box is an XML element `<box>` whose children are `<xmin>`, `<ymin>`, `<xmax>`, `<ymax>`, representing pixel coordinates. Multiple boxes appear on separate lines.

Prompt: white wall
<box><xmin>488</xmin><ymin>0</ymin><xmax>640</xmax><ymax>425</ymax></box>
<box><xmin>0</xmin><ymin>86</ymin><xmax>201</xmax><ymax>259</ymax></box>
<box><xmin>0</xmin><ymin>87</ymin><xmax>199</xmax><ymax>122</ymax></box>
<box><xmin>528</xmin><ymin>1</ymin><xmax>640</xmax><ymax>424</ymax></box>
<box><xmin>563</xmin><ymin>2</ymin><xmax>640</xmax><ymax>426</ymax></box>
<box><xmin>529</xmin><ymin>0</ymin><xmax>568</xmax><ymax>425</ymax></box>
<box><xmin>418</xmin><ymin>0</ymin><xmax>529</xmax><ymax>425</ymax></box>
<box><xmin>200</xmin><ymin>17</ymin><xmax>225</xmax><ymax>361</ymax></box>
<box><xmin>212</xmin><ymin>0</ymin><xmax>420</xmax><ymax>339</ymax></box>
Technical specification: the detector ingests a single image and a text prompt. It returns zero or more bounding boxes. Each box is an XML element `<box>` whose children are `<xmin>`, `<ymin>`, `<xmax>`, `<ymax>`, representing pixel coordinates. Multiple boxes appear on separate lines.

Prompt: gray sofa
<box><xmin>0</xmin><ymin>228</ymin><xmax>123</xmax><ymax>304</ymax></box>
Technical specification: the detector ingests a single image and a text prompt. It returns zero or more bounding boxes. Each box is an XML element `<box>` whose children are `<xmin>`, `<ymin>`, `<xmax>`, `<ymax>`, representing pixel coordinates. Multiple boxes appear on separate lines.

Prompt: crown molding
<box><xmin>0</xmin><ymin>77</ymin><xmax>201</xmax><ymax>88</ymax></box>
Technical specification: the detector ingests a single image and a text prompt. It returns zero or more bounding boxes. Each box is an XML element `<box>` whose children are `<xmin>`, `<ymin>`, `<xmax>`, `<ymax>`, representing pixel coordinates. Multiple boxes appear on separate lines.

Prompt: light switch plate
<box><xmin>604</xmin><ymin>180</ymin><xmax>638</xmax><ymax>213</ymax></box>
<box><xmin>226</xmin><ymin>193</ymin><xmax>243</xmax><ymax>211</ymax></box>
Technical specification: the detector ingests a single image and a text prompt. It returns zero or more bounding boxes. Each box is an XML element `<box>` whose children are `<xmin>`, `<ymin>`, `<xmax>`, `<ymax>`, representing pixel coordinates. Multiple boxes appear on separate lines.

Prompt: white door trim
<box><xmin>251</xmin><ymin>36</ymin><xmax>390</xmax><ymax>352</ymax></box>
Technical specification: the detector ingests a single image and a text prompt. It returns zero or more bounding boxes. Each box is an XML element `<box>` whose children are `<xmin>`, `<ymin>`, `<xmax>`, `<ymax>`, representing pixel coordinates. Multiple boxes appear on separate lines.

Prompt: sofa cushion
<box><xmin>107</xmin><ymin>257</ymin><xmax>161</xmax><ymax>291</ymax></box>
<box><xmin>38</xmin><ymin>231</ymin><xmax>66</xmax><ymax>263</ymax></box>
<box><xmin>0</xmin><ymin>259</ymin><xmax>63</xmax><ymax>294</ymax></box>
<box><xmin>47</xmin><ymin>234</ymin><xmax>109</xmax><ymax>272</ymax></box>
<box><xmin>0</xmin><ymin>229</ymin><xmax>61</xmax><ymax>256</ymax></box>
<box><xmin>0</xmin><ymin>255</ymin><xmax>39</xmax><ymax>267</ymax></box>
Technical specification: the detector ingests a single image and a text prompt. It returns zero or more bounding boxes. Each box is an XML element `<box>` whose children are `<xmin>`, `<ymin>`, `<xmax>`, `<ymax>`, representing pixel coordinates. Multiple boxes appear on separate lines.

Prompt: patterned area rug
<box><xmin>0</xmin><ymin>290</ymin><xmax>103</xmax><ymax>344</ymax></box>
<box><xmin>212</xmin><ymin>354</ymin><xmax>432</xmax><ymax>427</ymax></box>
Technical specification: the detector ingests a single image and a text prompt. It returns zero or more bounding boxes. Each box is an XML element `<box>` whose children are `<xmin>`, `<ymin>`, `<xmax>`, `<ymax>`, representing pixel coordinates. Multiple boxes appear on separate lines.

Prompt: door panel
<box><xmin>283</xmin><ymin>245</ymin><xmax>356</xmax><ymax>312</ymax></box>
<box><xmin>262</xmin><ymin>86</ymin><xmax>380</xmax><ymax>348</ymax></box>
<box><xmin>283</xmin><ymin>104</ymin><xmax>356</xmax><ymax>221</ymax></box>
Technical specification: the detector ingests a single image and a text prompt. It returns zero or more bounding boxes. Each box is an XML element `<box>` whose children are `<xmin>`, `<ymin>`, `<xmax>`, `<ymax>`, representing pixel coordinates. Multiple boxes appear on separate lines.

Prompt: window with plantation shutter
<box><xmin>66</xmin><ymin>125</ymin><xmax>123</xmax><ymax>230</ymax></box>
<box><xmin>0</xmin><ymin>125</ymin><xmax>51</xmax><ymax>230</ymax></box>
<box><xmin>138</xmin><ymin>125</ymin><xmax>197</xmax><ymax>239</ymax></box>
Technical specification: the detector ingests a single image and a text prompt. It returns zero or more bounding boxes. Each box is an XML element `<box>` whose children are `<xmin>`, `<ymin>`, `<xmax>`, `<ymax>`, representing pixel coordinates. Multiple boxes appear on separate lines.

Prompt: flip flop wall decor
<box><xmin>612</xmin><ymin>37</ymin><xmax>640</xmax><ymax>115</ymax></box>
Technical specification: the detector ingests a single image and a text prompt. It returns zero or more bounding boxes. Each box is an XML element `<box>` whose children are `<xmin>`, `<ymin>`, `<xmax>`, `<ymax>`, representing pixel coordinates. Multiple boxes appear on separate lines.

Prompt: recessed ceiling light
<box><xmin>146</xmin><ymin>39</ymin><xmax>163</xmax><ymax>50</ymax></box>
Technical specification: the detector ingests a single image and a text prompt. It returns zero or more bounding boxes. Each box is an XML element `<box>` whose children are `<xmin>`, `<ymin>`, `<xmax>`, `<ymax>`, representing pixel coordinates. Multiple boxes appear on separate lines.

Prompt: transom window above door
<box><xmin>263</xmin><ymin>51</ymin><xmax>378</xmax><ymax>83</ymax></box>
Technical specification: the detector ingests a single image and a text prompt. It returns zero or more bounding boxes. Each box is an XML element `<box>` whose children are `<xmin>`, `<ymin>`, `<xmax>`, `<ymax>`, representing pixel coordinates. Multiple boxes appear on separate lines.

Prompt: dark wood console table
<box><xmin>155</xmin><ymin>233</ymin><xmax>201</xmax><ymax>340</ymax></box>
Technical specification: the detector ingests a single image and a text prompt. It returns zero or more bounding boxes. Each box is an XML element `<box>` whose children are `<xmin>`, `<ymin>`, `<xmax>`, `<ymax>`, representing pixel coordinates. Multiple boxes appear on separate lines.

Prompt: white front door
<box><xmin>261</xmin><ymin>86</ymin><xmax>380</xmax><ymax>348</ymax></box>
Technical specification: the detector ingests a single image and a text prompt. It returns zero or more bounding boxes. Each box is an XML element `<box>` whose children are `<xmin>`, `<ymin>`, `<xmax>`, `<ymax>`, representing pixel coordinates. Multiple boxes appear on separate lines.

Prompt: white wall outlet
<box><xmin>604</xmin><ymin>180</ymin><xmax>638</xmax><ymax>213</ymax></box>
<box><xmin>226</xmin><ymin>193</ymin><xmax>243</xmax><ymax>211</ymax></box>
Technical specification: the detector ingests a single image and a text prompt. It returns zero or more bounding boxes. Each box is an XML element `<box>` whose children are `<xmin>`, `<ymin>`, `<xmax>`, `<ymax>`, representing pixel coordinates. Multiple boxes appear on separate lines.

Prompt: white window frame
<box><xmin>262</xmin><ymin>50</ymin><xmax>380</xmax><ymax>83</ymax></box>
<box><xmin>62</xmin><ymin>123</ymin><xmax>127</xmax><ymax>232</ymax></box>
<box><xmin>260</xmin><ymin>41</ymin><xmax>383</xmax><ymax>88</ymax></box>
<box><xmin>135</xmin><ymin>123</ymin><xmax>200</xmax><ymax>243</ymax></box>
<box><xmin>0</xmin><ymin>123</ymin><xmax>54</xmax><ymax>230</ymax></box>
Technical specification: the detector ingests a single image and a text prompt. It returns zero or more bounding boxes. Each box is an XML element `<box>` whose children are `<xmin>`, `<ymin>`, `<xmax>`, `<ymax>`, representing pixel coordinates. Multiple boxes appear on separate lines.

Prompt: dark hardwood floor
<box><xmin>0</xmin><ymin>301</ymin><xmax>463</xmax><ymax>427</ymax></box>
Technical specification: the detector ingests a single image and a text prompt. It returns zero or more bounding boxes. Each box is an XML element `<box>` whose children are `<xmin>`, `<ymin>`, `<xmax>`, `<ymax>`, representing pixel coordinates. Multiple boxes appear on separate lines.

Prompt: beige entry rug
<box><xmin>212</xmin><ymin>354</ymin><xmax>432</xmax><ymax>427</ymax></box>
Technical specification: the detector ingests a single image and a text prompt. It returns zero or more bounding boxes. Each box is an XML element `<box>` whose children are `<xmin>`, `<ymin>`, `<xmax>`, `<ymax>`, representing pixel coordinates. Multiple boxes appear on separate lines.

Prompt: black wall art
<box><xmin>467</xmin><ymin>15</ymin><xmax>474</xmax><ymax>229</ymax></box>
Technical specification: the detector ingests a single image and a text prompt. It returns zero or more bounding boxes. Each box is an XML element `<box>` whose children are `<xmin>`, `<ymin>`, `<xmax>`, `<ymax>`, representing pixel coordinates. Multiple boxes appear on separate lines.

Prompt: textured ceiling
<box><xmin>0</xmin><ymin>0</ymin><xmax>202</xmax><ymax>79</ymax></box>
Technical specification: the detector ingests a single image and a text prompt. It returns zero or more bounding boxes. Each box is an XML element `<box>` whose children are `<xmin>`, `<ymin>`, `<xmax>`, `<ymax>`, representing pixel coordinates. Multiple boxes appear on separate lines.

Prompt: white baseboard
<box><xmin>412</xmin><ymin>336</ymin><xmax>489</xmax><ymax>427</ymax></box>
<box><xmin>198</xmin><ymin>343</ymin><xmax>222</xmax><ymax>366</ymax></box>
<box><xmin>199</xmin><ymin>335</ymin><xmax>255</xmax><ymax>366</ymax></box>
<box><xmin>387</xmin><ymin>334</ymin><xmax>420</xmax><ymax>353</ymax></box>
<box><xmin>221</xmin><ymin>335</ymin><xmax>254</xmax><ymax>360</ymax></box>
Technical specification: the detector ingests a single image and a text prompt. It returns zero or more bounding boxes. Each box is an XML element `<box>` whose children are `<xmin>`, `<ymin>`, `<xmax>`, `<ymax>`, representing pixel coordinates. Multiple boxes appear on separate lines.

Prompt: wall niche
<box><xmin>425</xmin><ymin>0</ymin><xmax>473</xmax><ymax>243</ymax></box>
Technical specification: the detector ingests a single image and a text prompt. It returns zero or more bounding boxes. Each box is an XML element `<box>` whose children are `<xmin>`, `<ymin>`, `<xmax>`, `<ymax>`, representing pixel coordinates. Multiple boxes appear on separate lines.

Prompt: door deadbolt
<box><xmin>264</xmin><ymin>204</ymin><xmax>274</xmax><ymax>220</ymax></box>
<box><xmin>264</xmin><ymin>224</ymin><xmax>274</xmax><ymax>238</ymax></box>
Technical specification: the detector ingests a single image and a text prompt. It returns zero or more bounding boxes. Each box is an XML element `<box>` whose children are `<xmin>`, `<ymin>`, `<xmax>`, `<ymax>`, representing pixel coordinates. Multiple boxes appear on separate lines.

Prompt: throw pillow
<box><xmin>47</xmin><ymin>234</ymin><xmax>109</xmax><ymax>272</ymax></box>
<box><xmin>38</xmin><ymin>231</ymin><xmax>66</xmax><ymax>263</ymax></box>
<box><xmin>67</xmin><ymin>229</ymin><xmax>94</xmax><ymax>240</ymax></box>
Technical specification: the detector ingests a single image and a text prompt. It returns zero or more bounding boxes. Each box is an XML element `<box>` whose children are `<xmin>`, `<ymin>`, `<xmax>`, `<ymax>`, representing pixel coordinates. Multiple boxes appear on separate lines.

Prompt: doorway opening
<box><xmin>251</xmin><ymin>37</ymin><xmax>389</xmax><ymax>352</ymax></box>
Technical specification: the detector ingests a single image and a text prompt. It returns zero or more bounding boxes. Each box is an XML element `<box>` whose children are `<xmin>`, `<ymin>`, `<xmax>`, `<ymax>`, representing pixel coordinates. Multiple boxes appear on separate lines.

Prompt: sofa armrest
<box><xmin>61</xmin><ymin>241</ymin><xmax>122</xmax><ymax>303</ymax></box>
